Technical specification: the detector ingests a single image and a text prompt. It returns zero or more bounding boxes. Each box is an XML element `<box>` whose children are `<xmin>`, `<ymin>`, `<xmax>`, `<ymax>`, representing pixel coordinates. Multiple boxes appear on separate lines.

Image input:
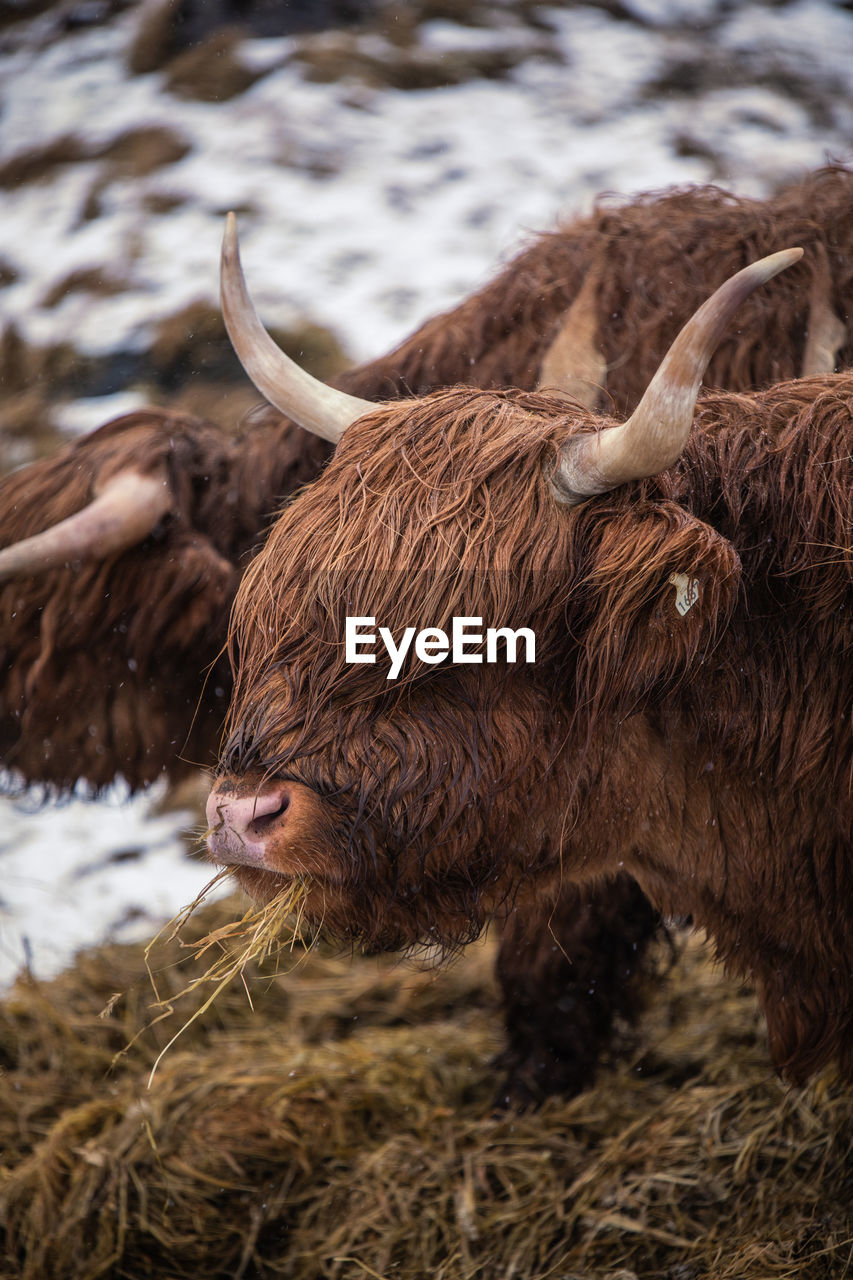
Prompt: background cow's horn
<box><xmin>221</xmin><ymin>214</ymin><xmax>375</xmax><ymax>444</ymax></box>
<box><xmin>0</xmin><ymin>470</ymin><xmax>171</xmax><ymax>583</ymax></box>
<box><xmin>551</xmin><ymin>246</ymin><xmax>804</xmax><ymax>505</ymax></box>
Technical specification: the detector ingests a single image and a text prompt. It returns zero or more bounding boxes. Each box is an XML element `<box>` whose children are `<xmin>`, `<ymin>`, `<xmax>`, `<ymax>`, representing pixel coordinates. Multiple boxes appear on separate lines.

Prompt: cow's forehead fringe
<box><xmin>222</xmin><ymin>386</ymin><xmax>751</xmax><ymax>773</ymax></box>
<box><xmin>227</xmin><ymin>387</ymin><xmax>580</xmax><ymax>707</ymax></box>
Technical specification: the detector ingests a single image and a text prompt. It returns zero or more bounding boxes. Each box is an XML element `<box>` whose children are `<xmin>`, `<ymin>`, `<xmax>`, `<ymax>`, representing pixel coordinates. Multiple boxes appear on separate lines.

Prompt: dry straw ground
<box><xmin>1</xmin><ymin>891</ymin><xmax>851</xmax><ymax>1280</ymax></box>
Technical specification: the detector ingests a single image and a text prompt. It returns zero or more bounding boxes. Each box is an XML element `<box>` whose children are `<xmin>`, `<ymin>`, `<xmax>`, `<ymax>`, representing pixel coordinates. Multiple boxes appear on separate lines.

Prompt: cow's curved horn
<box><xmin>0</xmin><ymin>470</ymin><xmax>171</xmax><ymax>583</ymax></box>
<box><xmin>551</xmin><ymin>247</ymin><xmax>804</xmax><ymax>505</ymax></box>
<box><xmin>537</xmin><ymin>257</ymin><xmax>606</xmax><ymax>410</ymax></box>
<box><xmin>221</xmin><ymin>214</ymin><xmax>375</xmax><ymax>444</ymax></box>
<box><xmin>802</xmin><ymin>241</ymin><xmax>846</xmax><ymax>376</ymax></box>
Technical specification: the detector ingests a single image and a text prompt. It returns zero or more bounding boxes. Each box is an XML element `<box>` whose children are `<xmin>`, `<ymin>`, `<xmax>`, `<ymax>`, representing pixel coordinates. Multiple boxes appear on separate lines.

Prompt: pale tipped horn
<box><xmin>551</xmin><ymin>247</ymin><xmax>804</xmax><ymax>505</ymax></box>
<box><xmin>220</xmin><ymin>214</ymin><xmax>375</xmax><ymax>444</ymax></box>
<box><xmin>0</xmin><ymin>470</ymin><xmax>171</xmax><ymax>583</ymax></box>
<box><xmin>801</xmin><ymin>241</ymin><xmax>846</xmax><ymax>377</ymax></box>
<box><xmin>537</xmin><ymin>258</ymin><xmax>607</xmax><ymax>410</ymax></box>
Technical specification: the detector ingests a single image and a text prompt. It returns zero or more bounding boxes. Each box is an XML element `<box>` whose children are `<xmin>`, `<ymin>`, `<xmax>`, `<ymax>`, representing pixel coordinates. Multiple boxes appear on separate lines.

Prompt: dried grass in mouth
<box><xmin>143</xmin><ymin>868</ymin><xmax>313</xmax><ymax>1083</ymax></box>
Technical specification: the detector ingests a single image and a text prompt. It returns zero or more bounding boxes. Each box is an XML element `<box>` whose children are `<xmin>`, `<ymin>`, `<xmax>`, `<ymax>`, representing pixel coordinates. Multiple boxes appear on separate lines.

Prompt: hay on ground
<box><xmin>0</xmin><ymin>898</ymin><xmax>851</xmax><ymax>1280</ymax></box>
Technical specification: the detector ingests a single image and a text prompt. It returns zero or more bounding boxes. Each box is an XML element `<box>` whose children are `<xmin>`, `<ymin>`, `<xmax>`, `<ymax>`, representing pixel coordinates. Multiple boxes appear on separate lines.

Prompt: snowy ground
<box><xmin>1</xmin><ymin>0</ymin><xmax>852</xmax><ymax>985</ymax></box>
<box><xmin>0</xmin><ymin>782</ymin><xmax>225</xmax><ymax>985</ymax></box>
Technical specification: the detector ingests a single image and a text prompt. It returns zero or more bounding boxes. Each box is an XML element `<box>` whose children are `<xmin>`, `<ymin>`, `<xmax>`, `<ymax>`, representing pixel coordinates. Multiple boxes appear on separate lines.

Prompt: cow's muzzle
<box><xmin>205</xmin><ymin>775</ymin><xmax>330</xmax><ymax>877</ymax></box>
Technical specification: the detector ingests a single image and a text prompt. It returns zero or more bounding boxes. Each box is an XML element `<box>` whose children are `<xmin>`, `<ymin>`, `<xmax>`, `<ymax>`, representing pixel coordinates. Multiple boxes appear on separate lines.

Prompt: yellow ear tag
<box><xmin>668</xmin><ymin>572</ymin><xmax>699</xmax><ymax>616</ymax></box>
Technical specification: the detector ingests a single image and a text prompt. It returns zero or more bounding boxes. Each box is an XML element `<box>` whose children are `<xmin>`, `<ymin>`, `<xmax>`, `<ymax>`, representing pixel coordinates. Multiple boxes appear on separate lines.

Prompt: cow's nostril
<box><xmin>250</xmin><ymin>791</ymin><xmax>290</xmax><ymax>832</ymax></box>
<box><xmin>205</xmin><ymin>783</ymin><xmax>293</xmax><ymax>862</ymax></box>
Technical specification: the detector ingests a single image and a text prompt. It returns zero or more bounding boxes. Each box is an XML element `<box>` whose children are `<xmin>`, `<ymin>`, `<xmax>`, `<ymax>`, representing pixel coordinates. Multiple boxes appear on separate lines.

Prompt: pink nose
<box><xmin>206</xmin><ymin>783</ymin><xmax>290</xmax><ymax>868</ymax></box>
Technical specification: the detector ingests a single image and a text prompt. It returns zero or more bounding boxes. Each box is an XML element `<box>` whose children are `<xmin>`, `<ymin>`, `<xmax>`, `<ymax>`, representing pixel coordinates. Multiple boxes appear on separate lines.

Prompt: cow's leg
<box><xmin>494</xmin><ymin>874</ymin><xmax>661</xmax><ymax>1107</ymax></box>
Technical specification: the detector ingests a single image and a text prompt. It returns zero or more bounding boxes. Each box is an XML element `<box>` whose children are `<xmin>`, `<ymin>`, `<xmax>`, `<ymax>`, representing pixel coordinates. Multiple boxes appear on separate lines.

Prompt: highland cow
<box><xmin>206</xmin><ymin>224</ymin><xmax>852</xmax><ymax>1101</ymax></box>
<box><xmin>4</xmin><ymin>170</ymin><xmax>851</xmax><ymax>1097</ymax></box>
<box><xmin>1</xmin><ymin>166</ymin><xmax>851</xmax><ymax>796</ymax></box>
<box><xmin>1</xmin><ymin>171</ymin><xmax>850</xmax><ymax>1100</ymax></box>
<box><xmin>0</xmin><ymin>409</ymin><xmax>331</xmax><ymax>791</ymax></box>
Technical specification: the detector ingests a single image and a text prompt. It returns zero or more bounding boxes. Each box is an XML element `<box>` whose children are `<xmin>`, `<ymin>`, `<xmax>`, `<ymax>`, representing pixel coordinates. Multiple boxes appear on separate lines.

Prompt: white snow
<box><xmin>0</xmin><ymin>781</ymin><xmax>229</xmax><ymax>987</ymax></box>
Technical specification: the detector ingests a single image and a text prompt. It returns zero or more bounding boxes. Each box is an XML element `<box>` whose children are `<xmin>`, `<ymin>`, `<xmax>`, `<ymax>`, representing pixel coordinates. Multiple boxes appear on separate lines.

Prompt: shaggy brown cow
<box><xmin>207</xmin><ymin>227</ymin><xmax>852</xmax><ymax>1100</ymax></box>
<box><xmin>1</xmin><ymin>165</ymin><xmax>851</xmax><ymax>796</ymax></box>
<box><xmin>0</xmin><ymin>410</ymin><xmax>330</xmax><ymax>792</ymax></box>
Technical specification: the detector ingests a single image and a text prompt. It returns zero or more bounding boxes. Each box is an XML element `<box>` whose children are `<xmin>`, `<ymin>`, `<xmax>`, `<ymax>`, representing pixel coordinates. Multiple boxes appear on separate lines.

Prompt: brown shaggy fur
<box><xmin>3</xmin><ymin>165</ymin><xmax>852</xmax><ymax>792</ymax></box>
<box><xmin>218</xmin><ymin>375</ymin><xmax>852</xmax><ymax>1087</ymax></box>
<box><xmin>345</xmin><ymin>164</ymin><xmax>853</xmax><ymax>413</ymax></box>
<box><xmin>494</xmin><ymin>874</ymin><xmax>661</xmax><ymax>1106</ymax></box>
<box><xmin>0</xmin><ymin>409</ymin><xmax>329</xmax><ymax>790</ymax></box>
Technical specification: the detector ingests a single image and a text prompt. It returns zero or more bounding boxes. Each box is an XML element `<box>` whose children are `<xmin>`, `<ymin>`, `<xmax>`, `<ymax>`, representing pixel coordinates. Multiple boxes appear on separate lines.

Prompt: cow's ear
<box><xmin>574</xmin><ymin>499</ymin><xmax>741</xmax><ymax>704</ymax></box>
